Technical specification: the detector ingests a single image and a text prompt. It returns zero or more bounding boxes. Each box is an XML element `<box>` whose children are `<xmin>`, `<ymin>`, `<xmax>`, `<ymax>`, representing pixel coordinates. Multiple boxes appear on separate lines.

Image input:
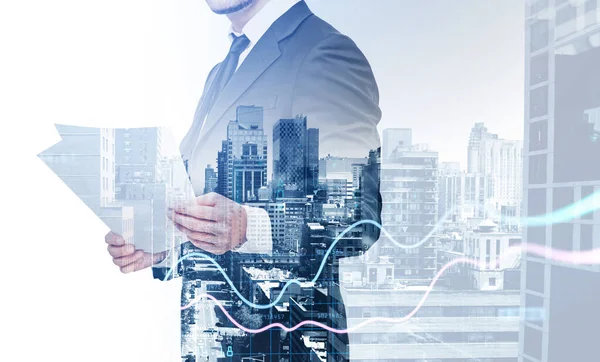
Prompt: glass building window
<box><xmin>524</xmin><ymin>325</ymin><xmax>543</xmax><ymax>360</ymax></box>
<box><xmin>552</xmin><ymin>223</ymin><xmax>574</xmax><ymax>250</ymax></box>
<box><xmin>529</xmin><ymin>154</ymin><xmax>547</xmax><ymax>184</ymax></box>
<box><xmin>529</xmin><ymin>120</ymin><xmax>548</xmax><ymax>151</ymax></box>
<box><xmin>526</xmin><ymin>261</ymin><xmax>545</xmax><ymax>293</ymax></box>
<box><xmin>530</xmin><ymin>85</ymin><xmax>548</xmax><ymax>118</ymax></box>
<box><xmin>581</xmin><ymin>186</ymin><xmax>595</xmax><ymax>220</ymax></box>
<box><xmin>530</xmin><ymin>20</ymin><xmax>549</xmax><ymax>52</ymax></box>
<box><xmin>530</xmin><ymin>52</ymin><xmax>549</xmax><ymax>86</ymax></box>
<box><xmin>580</xmin><ymin>224</ymin><xmax>594</xmax><ymax>250</ymax></box>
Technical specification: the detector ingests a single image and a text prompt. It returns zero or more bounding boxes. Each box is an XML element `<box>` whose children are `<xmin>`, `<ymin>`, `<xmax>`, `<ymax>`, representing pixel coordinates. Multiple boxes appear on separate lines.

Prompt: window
<box><xmin>553</xmin><ymin>187</ymin><xmax>574</xmax><ymax>211</ymax></box>
<box><xmin>529</xmin><ymin>120</ymin><xmax>548</xmax><ymax>151</ymax></box>
<box><xmin>489</xmin><ymin>277</ymin><xmax>497</xmax><ymax>286</ymax></box>
<box><xmin>529</xmin><ymin>0</ymin><xmax>548</xmax><ymax>15</ymax></box>
<box><xmin>523</xmin><ymin>325</ymin><xmax>543</xmax><ymax>360</ymax></box>
<box><xmin>529</xmin><ymin>154</ymin><xmax>547</xmax><ymax>184</ymax></box>
<box><xmin>526</xmin><ymin>293</ymin><xmax>545</xmax><ymax>326</ymax></box>
<box><xmin>530</xmin><ymin>20</ymin><xmax>549</xmax><ymax>52</ymax></box>
<box><xmin>552</xmin><ymin>223</ymin><xmax>573</xmax><ymax>250</ymax></box>
<box><xmin>528</xmin><ymin>188</ymin><xmax>547</xmax><ymax>216</ymax></box>
<box><xmin>530</xmin><ymin>52</ymin><xmax>549</xmax><ymax>86</ymax></box>
<box><xmin>556</xmin><ymin>5</ymin><xmax>577</xmax><ymax>26</ymax></box>
<box><xmin>486</xmin><ymin>239</ymin><xmax>491</xmax><ymax>255</ymax></box>
<box><xmin>580</xmin><ymin>224</ymin><xmax>594</xmax><ymax>251</ymax></box>
<box><xmin>526</xmin><ymin>261</ymin><xmax>545</xmax><ymax>293</ymax></box>
<box><xmin>581</xmin><ymin>186</ymin><xmax>595</xmax><ymax>220</ymax></box>
<box><xmin>530</xmin><ymin>85</ymin><xmax>548</xmax><ymax>118</ymax></box>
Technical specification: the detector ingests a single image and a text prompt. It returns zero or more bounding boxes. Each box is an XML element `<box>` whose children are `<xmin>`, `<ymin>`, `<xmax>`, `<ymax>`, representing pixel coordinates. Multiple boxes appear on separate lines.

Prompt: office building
<box><xmin>521</xmin><ymin>1</ymin><xmax>600</xmax><ymax>361</ymax></box>
<box><xmin>273</xmin><ymin>116</ymin><xmax>308</xmax><ymax>197</ymax></box>
<box><xmin>370</xmin><ymin>131</ymin><xmax>440</xmax><ymax>280</ymax></box>
<box><xmin>307</xmin><ymin>127</ymin><xmax>320</xmax><ymax>196</ymax></box>
<box><xmin>232</xmin><ymin>143</ymin><xmax>267</xmax><ymax>203</ymax></box>
<box><xmin>225</xmin><ymin>111</ymin><xmax>268</xmax><ymax>199</ymax></box>
<box><xmin>203</xmin><ymin>164</ymin><xmax>218</xmax><ymax>194</ymax></box>
<box><xmin>467</xmin><ymin>122</ymin><xmax>498</xmax><ymax>173</ymax></box>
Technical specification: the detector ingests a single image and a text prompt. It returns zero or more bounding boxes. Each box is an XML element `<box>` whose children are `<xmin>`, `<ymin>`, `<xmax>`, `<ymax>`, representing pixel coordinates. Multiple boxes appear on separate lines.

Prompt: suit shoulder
<box><xmin>290</xmin><ymin>14</ymin><xmax>359</xmax><ymax>53</ymax></box>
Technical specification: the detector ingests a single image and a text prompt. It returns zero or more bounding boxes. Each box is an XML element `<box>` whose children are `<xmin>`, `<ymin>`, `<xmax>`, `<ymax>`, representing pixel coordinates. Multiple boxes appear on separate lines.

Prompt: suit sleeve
<box><xmin>292</xmin><ymin>32</ymin><xmax>382</xmax><ymax>256</ymax></box>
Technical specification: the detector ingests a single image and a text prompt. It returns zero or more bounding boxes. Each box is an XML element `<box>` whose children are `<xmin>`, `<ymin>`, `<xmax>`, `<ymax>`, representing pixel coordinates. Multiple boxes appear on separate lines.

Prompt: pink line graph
<box><xmin>184</xmin><ymin>244</ymin><xmax>600</xmax><ymax>334</ymax></box>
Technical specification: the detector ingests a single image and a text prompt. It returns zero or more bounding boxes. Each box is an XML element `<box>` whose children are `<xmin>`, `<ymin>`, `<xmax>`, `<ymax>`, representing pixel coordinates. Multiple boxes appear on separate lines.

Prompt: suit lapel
<box><xmin>199</xmin><ymin>1</ymin><xmax>313</xmax><ymax>139</ymax></box>
<box><xmin>200</xmin><ymin>30</ymin><xmax>281</xmax><ymax>138</ymax></box>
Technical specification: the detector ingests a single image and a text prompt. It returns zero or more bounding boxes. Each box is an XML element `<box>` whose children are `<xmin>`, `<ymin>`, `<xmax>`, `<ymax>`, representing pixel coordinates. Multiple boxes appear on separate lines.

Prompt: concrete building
<box><xmin>521</xmin><ymin>1</ymin><xmax>600</xmax><ymax>361</ymax></box>
<box><xmin>371</xmin><ymin>131</ymin><xmax>439</xmax><ymax>280</ymax></box>
<box><xmin>438</xmin><ymin>162</ymin><xmax>492</xmax><ymax>222</ymax></box>
<box><xmin>467</xmin><ymin>122</ymin><xmax>498</xmax><ymax>174</ymax></box>
<box><xmin>463</xmin><ymin>220</ymin><xmax>522</xmax><ymax>291</ymax></box>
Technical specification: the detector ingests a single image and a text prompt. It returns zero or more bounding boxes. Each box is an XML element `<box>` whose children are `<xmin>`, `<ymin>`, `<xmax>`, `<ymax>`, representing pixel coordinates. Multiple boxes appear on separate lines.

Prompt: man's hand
<box><xmin>169</xmin><ymin>192</ymin><xmax>247</xmax><ymax>255</ymax></box>
<box><xmin>105</xmin><ymin>232</ymin><xmax>168</xmax><ymax>273</ymax></box>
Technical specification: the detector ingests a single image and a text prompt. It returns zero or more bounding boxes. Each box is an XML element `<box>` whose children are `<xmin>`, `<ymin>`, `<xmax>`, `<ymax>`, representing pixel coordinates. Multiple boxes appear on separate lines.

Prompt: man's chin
<box><xmin>211</xmin><ymin>0</ymin><xmax>254</xmax><ymax>15</ymax></box>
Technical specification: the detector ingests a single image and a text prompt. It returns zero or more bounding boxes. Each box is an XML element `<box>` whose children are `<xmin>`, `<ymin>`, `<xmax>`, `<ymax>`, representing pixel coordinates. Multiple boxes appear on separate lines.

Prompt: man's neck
<box><xmin>227</xmin><ymin>0</ymin><xmax>271</xmax><ymax>33</ymax></box>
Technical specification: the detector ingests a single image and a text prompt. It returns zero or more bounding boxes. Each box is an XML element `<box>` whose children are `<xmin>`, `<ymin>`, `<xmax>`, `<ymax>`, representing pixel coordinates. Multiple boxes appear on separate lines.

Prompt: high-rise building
<box><xmin>369</xmin><ymin>130</ymin><xmax>440</xmax><ymax>280</ymax></box>
<box><xmin>273</xmin><ymin>116</ymin><xmax>307</xmax><ymax>198</ymax></box>
<box><xmin>236</xmin><ymin>105</ymin><xmax>263</xmax><ymax>129</ymax></box>
<box><xmin>521</xmin><ymin>2</ymin><xmax>600</xmax><ymax>361</ymax></box>
<box><xmin>203</xmin><ymin>164</ymin><xmax>218</xmax><ymax>194</ymax></box>
<box><xmin>307</xmin><ymin>128</ymin><xmax>320</xmax><ymax>195</ymax></box>
<box><xmin>467</xmin><ymin>122</ymin><xmax>498</xmax><ymax>173</ymax></box>
<box><xmin>216</xmin><ymin>140</ymin><xmax>228</xmax><ymax>196</ymax></box>
<box><xmin>225</xmin><ymin>111</ymin><xmax>268</xmax><ymax>199</ymax></box>
<box><xmin>438</xmin><ymin>162</ymin><xmax>492</xmax><ymax>222</ymax></box>
<box><xmin>114</xmin><ymin>128</ymin><xmax>166</xmax><ymax>252</ymax></box>
<box><xmin>232</xmin><ymin>143</ymin><xmax>267</xmax><ymax>203</ymax></box>
<box><xmin>382</xmin><ymin>128</ymin><xmax>412</xmax><ymax>161</ymax></box>
<box><xmin>479</xmin><ymin>138</ymin><xmax>523</xmax><ymax>222</ymax></box>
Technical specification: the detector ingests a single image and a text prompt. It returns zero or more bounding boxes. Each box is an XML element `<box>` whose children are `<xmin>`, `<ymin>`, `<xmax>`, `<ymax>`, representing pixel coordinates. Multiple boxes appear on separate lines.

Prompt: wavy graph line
<box><xmin>166</xmin><ymin>190</ymin><xmax>600</xmax><ymax>310</ymax></box>
<box><xmin>186</xmin><ymin>244</ymin><xmax>600</xmax><ymax>334</ymax></box>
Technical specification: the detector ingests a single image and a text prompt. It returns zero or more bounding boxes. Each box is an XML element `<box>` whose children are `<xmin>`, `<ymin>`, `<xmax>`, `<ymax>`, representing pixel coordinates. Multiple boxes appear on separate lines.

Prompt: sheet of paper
<box><xmin>39</xmin><ymin>125</ymin><xmax>195</xmax><ymax>253</ymax></box>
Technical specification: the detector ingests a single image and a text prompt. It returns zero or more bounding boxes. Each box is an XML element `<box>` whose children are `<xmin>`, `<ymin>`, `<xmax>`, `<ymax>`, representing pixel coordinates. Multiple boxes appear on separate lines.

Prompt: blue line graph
<box><xmin>163</xmin><ymin>190</ymin><xmax>600</xmax><ymax>309</ymax></box>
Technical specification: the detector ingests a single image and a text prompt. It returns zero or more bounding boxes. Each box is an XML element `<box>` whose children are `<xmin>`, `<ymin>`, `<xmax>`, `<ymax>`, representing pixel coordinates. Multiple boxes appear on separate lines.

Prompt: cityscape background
<box><xmin>3</xmin><ymin>1</ymin><xmax>600</xmax><ymax>362</ymax></box>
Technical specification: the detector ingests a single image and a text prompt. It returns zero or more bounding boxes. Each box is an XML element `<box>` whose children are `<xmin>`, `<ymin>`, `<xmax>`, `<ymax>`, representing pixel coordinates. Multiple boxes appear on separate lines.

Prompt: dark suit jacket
<box><xmin>157</xmin><ymin>1</ymin><xmax>382</xmax><ymax>359</ymax></box>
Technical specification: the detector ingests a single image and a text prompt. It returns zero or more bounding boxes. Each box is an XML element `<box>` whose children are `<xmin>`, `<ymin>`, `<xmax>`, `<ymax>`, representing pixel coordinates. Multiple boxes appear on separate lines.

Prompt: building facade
<box><xmin>521</xmin><ymin>1</ymin><xmax>600</xmax><ymax>361</ymax></box>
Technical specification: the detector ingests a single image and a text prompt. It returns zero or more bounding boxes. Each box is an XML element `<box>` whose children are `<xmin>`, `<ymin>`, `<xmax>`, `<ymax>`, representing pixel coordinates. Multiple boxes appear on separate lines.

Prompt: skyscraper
<box><xmin>224</xmin><ymin>107</ymin><xmax>268</xmax><ymax>199</ymax></box>
<box><xmin>273</xmin><ymin>116</ymin><xmax>308</xmax><ymax>198</ymax></box>
<box><xmin>236</xmin><ymin>105</ymin><xmax>263</xmax><ymax>129</ymax></box>
<box><xmin>216</xmin><ymin>140</ymin><xmax>228</xmax><ymax>196</ymax></box>
<box><xmin>368</xmin><ymin>130</ymin><xmax>439</xmax><ymax>279</ymax></box>
<box><xmin>521</xmin><ymin>2</ymin><xmax>600</xmax><ymax>361</ymax></box>
<box><xmin>232</xmin><ymin>143</ymin><xmax>267</xmax><ymax>203</ymax></box>
<box><xmin>306</xmin><ymin>127</ymin><xmax>319</xmax><ymax>195</ymax></box>
<box><xmin>203</xmin><ymin>164</ymin><xmax>218</xmax><ymax>194</ymax></box>
<box><xmin>467</xmin><ymin>122</ymin><xmax>498</xmax><ymax>173</ymax></box>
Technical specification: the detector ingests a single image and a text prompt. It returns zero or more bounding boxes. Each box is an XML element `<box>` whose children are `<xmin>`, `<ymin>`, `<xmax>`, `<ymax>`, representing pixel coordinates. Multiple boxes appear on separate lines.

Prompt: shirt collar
<box><xmin>229</xmin><ymin>0</ymin><xmax>301</xmax><ymax>44</ymax></box>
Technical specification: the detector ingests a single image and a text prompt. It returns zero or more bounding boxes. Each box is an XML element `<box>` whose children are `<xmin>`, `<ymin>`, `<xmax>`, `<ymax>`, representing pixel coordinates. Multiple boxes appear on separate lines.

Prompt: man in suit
<box><xmin>105</xmin><ymin>0</ymin><xmax>382</xmax><ymax>360</ymax></box>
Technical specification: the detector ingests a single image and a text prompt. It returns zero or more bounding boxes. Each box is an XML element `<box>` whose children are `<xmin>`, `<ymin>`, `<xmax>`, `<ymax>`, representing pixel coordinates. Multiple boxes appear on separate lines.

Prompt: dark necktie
<box><xmin>181</xmin><ymin>34</ymin><xmax>250</xmax><ymax>171</ymax></box>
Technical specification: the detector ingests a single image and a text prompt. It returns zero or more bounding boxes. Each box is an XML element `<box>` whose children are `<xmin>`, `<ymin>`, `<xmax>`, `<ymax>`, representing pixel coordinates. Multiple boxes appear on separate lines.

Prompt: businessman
<box><xmin>105</xmin><ymin>0</ymin><xmax>382</xmax><ymax>360</ymax></box>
